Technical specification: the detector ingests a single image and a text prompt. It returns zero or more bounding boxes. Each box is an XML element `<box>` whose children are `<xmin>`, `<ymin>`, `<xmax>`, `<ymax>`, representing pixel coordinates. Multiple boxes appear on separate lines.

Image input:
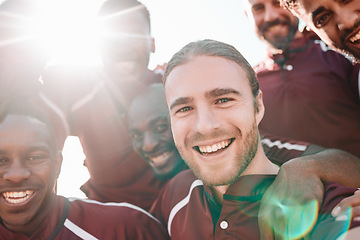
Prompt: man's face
<box><xmin>287</xmin><ymin>0</ymin><xmax>360</xmax><ymax>61</ymax></box>
<box><xmin>165</xmin><ymin>56</ymin><xmax>264</xmax><ymax>187</ymax></box>
<box><xmin>100</xmin><ymin>10</ymin><xmax>154</xmax><ymax>86</ymax></box>
<box><xmin>128</xmin><ymin>86</ymin><xmax>183</xmax><ymax>179</ymax></box>
<box><xmin>0</xmin><ymin>114</ymin><xmax>61</xmax><ymax>234</ymax></box>
<box><xmin>245</xmin><ymin>0</ymin><xmax>299</xmax><ymax>50</ymax></box>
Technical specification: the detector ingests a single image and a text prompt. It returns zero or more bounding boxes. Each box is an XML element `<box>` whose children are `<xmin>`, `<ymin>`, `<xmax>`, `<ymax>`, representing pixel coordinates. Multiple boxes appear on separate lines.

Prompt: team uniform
<box><xmin>255</xmin><ymin>34</ymin><xmax>360</xmax><ymax>158</ymax></box>
<box><xmin>42</xmin><ymin>66</ymin><xmax>167</xmax><ymax>211</ymax></box>
<box><xmin>150</xmin><ymin>169</ymin><xmax>360</xmax><ymax>240</ymax></box>
<box><xmin>0</xmin><ymin>196</ymin><xmax>169</xmax><ymax>240</ymax></box>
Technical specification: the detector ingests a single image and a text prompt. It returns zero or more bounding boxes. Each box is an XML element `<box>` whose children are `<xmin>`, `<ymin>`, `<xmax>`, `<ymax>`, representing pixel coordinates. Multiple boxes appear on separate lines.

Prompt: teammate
<box><xmin>127</xmin><ymin>83</ymin><xmax>187</xmax><ymax>180</ymax></box>
<box><xmin>150</xmin><ymin>39</ymin><xmax>360</xmax><ymax>239</ymax></box>
<box><xmin>243</xmin><ymin>0</ymin><xmax>360</xmax><ymax>158</ymax></box>
<box><xmin>0</xmin><ymin>0</ymin><xmax>49</xmax><ymax>102</ymax></box>
<box><xmin>0</xmin><ymin>98</ymin><xmax>168</xmax><ymax>239</ymax></box>
<box><xmin>42</xmin><ymin>0</ymin><xmax>164</xmax><ymax>210</ymax></box>
<box><xmin>280</xmin><ymin>0</ymin><xmax>360</xmax><ymax>63</ymax></box>
<box><xmin>127</xmin><ymin>83</ymin><xmax>335</xmax><ymax>179</ymax></box>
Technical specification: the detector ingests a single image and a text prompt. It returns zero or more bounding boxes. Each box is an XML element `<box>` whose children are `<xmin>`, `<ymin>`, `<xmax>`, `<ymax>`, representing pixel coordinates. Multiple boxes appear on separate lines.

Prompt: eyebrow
<box><xmin>311</xmin><ymin>6</ymin><xmax>326</xmax><ymax>24</ymax></box>
<box><xmin>205</xmin><ymin>88</ymin><xmax>241</xmax><ymax>98</ymax></box>
<box><xmin>169</xmin><ymin>88</ymin><xmax>241</xmax><ymax>111</ymax></box>
<box><xmin>170</xmin><ymin>97</ymin><xmax>193</xmax><ymax>111</ymax></box>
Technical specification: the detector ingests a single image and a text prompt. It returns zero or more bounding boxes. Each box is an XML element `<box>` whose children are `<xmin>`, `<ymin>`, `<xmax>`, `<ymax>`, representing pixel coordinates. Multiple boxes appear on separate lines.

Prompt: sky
<box><xmin>0</xmin><ymin>0</ymin><xmax>268</xmax><ymax>198</ymax></box>
<box><xmin>140</xmin><ymin>0</ymin><xmax>267</xmax><ymax>68</ymax></box>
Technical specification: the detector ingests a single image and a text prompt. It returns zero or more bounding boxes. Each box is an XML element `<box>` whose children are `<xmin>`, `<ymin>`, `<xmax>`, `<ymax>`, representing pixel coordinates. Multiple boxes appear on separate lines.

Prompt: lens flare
<box><xmin>262</xmin><ymin>198</ymin><xmax>319</xmax><ymax>239</ymax></box>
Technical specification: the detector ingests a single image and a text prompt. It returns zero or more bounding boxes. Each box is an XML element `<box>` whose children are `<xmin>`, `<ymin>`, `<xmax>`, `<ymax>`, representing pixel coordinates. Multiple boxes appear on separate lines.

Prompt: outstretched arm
<box><xmin>259</xmin><ymin>149</ymin><xmax>360</xmax><ymax>240</ymax></box>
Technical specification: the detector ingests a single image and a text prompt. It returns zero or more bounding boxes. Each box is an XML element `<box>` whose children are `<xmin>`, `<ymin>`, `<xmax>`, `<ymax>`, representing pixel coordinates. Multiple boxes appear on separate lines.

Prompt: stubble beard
<box><xmin>179</xmin><ymin>122</ymin><xmax>259</xmax><ymax>187</ymax></box>
<box><xmin>260</xmin><ymin>21</ymin><xmax>298</xmax><ymax>51</ymax></box>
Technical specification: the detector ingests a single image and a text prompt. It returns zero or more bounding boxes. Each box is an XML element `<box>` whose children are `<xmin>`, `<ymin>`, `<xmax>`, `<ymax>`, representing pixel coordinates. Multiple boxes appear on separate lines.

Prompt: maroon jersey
<box><xmin>42</xmin><ymin>66</ymin><xmax>167</xmax><ymax>211</ymax></box>
<box><xmin>261</xmin><ymin>131</ymin><xmax>312</xmax><ymax>165</ymax></box>
<box><xmin>0</xmin><ymin>196</ymin><xmax>169</xmax><ymax>239</ymax></box>
<box><xmin>150</xmin><ymin>170</ymin><xmax>360</xmax><ymax>240</ymax></box>
<box><xmin>255</xmin><ymin>34</ymin><xmax>360</xmax><ymax>158</ymax></box>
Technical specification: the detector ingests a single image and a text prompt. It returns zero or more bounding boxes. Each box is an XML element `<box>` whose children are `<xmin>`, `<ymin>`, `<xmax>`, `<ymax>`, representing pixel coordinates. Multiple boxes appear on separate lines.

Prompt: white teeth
<box><xmin>350</xmin><ymin>31</ymin><xmax>360</xmax><ymax>43</ymax></box>
<box><xmin>198</xmin><ymin>140</ymin><xmax>231</xmax><ymax>154</ymax></box>
<box><xmin>150</xmin><ymin>152</ymin><xmax>171</xmax><ymax>164</ymax></box>
<box><xmin>2</xmin><ymin>190</ymin><xmax>34</xmax><ymax>204</ymax></box>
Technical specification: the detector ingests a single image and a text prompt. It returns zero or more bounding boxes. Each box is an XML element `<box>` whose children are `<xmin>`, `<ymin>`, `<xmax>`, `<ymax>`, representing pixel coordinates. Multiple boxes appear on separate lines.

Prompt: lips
<box><xmin>147</xmin><ymin>151</ymin><xmax>173</xmax><ymax>167</ymax></box>
<box><xmin>195</xmin><ymin>139</ymin><xmax>234</xmax><ymax>155</ymax></box>
<box><xmin>2</xmin><ymin>190</ymin><xmax>35</xmax><ymax>204</ymax></box>
<box><xmin>349</xmin><ymin>30</ymin><xmax>360</xmax><ymax>43</ymax></box>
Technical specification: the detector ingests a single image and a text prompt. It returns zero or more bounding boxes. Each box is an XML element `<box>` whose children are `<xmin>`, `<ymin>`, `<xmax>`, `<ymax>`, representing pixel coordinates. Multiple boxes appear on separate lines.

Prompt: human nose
<box><xmin>3</xmin><ymin>159</ymin><xmax>31</xmax><ymax>183</ymax></box>
<box><xmin>264</xmin><ymin>4</ymin><xmax>279</xmax><ymax>22</ymax></box>
<box><xmin>142</xmin><ymin>132</ymin><xmax>159</xmax><ymax>152</ymax></box>
<box><xmin>337</xmin><ymin>8</ymin><xmax>359</xmax><ymax>32</ymax></box>
<box><xmin>194</xmin><ymin>106</ymin><xmax>220</xmax><ymax>135</ymax></box>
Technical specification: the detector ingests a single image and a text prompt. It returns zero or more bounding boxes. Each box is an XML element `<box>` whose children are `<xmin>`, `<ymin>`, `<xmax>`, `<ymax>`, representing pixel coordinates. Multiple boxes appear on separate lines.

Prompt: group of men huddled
<box><xmin>0</xmin><ymin>0</ymin><xmax>360</xmax><ymax>239</ymax></box>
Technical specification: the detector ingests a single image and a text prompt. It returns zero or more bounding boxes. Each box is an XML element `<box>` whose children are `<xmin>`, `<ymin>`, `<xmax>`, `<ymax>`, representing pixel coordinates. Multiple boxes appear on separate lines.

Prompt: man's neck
<box><xmin>209</xmin><ymin>149</ymin><xmax>280</xmax><ymax>205</ymax></box>
<box><xmin>209</xmin><ymin>185</ymin><xmax>229</xmax><ymax>205</ymax></box>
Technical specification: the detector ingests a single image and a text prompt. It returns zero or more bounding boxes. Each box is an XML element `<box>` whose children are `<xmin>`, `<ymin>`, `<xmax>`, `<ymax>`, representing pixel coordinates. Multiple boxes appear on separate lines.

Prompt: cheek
<box><xmin>170</xmin><ymin>119</ymin><xmax>187</xmax><ymax>146</ymax></box>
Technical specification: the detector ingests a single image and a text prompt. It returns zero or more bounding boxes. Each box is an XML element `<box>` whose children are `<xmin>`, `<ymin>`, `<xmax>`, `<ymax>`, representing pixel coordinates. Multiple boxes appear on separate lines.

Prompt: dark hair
<box><xmin>0</xmin><ymin>96</ymin><xmax>67</xmax><ymax>151</ymax></box>
<box><xmin>98</xmin><ymin>0</ymin><xmax>151</xmax><ymax>31</ymax></box>
<box><xmin>163</xmin><ymin>39</ymin><xmax>259</xmax><ymax>99</ymax></box>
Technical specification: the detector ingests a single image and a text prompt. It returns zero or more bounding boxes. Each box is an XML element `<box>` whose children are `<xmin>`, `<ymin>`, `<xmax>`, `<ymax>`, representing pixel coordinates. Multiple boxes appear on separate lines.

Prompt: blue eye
<box><xmin>216</xmin><ymin>98</ymin><xmax>233</xmax><ymax>104</ymax></box>
<box><xmin>178</xmin><ymin>106</ymin><xmax>191</xmax><ymax>113</ymax></box>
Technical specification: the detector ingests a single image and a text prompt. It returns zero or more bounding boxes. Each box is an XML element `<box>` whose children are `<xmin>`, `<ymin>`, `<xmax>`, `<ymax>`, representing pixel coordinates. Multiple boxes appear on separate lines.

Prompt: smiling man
<box><xmin>41</xmin><ymin>0</ymin><xmax>164</xmax><ymax>211</ymax></box>
<box><xmin>0</xmin><ymin>98</ymin><xmax>168</xmax><ymax>239</ymax></box>
<box><xmin>150</xmin><ymin>39</ymin><xmax>360</xmax><ymax>240</ymax></box>
<box><xmin>127</xmin><ymin>83</ymin><xmax>187</xmax><ymax>180</ymax></box>
<box><xmin>280</xmin><ymin>0</ymin><xmax>360</xmax><ymax>62</ymax></box>
<box><xmin>243</xmin><ymin>0</ymin><xmax>360</xmax><ymax>158</ymax></box>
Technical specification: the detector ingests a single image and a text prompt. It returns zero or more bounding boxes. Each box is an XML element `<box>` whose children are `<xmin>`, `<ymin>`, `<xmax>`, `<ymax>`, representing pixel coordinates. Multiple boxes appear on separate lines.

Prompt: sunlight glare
<box><xmin>33</xmin><ymin>0</ymin><xmax>102</xmax><ymax>65</ymax></box>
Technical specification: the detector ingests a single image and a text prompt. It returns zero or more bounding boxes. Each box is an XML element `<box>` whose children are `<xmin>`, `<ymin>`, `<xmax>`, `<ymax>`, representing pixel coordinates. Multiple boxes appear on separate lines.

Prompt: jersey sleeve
<box><xmin>306</xmin><ymin>182</ymin><xmax>360</xmax><ymax>240</ymax></box>
<box><xmin>260</xmin><ymin>131</ymin><xmax>314</xmax><ymax>165</ymax></box>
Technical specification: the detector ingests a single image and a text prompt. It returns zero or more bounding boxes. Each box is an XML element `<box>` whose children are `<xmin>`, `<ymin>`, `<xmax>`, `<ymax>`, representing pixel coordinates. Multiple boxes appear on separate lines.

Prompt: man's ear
<box><xmin>255</xmin><ymin>90</ymin><xmax>265</xmax><ymax>125</ymax></box>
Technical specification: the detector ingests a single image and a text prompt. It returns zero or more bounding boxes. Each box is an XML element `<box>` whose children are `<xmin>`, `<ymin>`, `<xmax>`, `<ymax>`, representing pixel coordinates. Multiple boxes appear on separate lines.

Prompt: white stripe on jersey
<box><xmin>64</xmin><ymin>219</ymin><xmax>98</xmax><ymax>240</ymax></box>
<box><xmin>67</xmin><ymin>198</ymin><xmax>161</xmax><ymax>224</ymax></box>
<box><xmin>167</xmin><ymin>179</ymin><xmax>203</xmax><ymax>236</ymax></box>
<box><xmin>261</xmin><ymin>138</ymin><xmax>307</xmax><ymax>151</ymax></box>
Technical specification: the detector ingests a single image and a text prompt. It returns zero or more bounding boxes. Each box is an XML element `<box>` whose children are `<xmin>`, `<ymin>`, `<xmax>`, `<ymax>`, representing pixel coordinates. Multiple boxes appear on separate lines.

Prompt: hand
<box><xmin>332</xmin><ymin>189</ymin><xmax>360</xmax><ymax>221</ymax></box>
<box><xmin>259</xmin><ymin>159</ymin><xmax>324</xmax><ymax>240</ymax></box>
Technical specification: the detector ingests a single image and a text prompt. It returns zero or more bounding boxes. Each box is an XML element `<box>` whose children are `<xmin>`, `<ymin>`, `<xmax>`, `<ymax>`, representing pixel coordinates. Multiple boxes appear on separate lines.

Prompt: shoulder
<box><xmin>68</xmin><ymin>198</ymin><xmax>157</xmax><ymax>220</ymax></box>
<box><xmin>150</xmin><ymin>170</ymin><xmax>204</xmax><ymax>221</ymax></box>
<box><xmin>66</xmin><ymin>198</ymin><xmax>169</xmax><ymax>239</ymax></box>
<box><xmin>260</xmin><ymin>132</ymin><xmax>311</xmax><ymax>165</ymax></box>
<box><xmin>164</xmin><ymin>170</ymin><xmax>202</xmax><ymax>195</ymax></box>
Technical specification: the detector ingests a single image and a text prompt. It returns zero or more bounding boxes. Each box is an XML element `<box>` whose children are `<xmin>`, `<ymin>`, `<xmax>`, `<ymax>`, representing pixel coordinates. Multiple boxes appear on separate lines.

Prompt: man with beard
<box><xmin>280</xmin><ymin>0</ymin><xmax>360</xmax><ymax>63</ymax></box>
<box><xmin>127</xmin><ymin>83</ymin><xmax>322</xmax><ymax>182</ymax></box>
<box><xmin>243</xmin><ymin>0</ymin><xmax>360</xmax><ymax>158</ymax></box>
<box><xmin>0</xmin><ymin>97</ymin><xmax>169</xmax><ymax>240</ymax></box>
<box><xmin>150</xmin><ymin>39</ymin><xmax>360</xmax><ymax>240</ymax></box>
<box><xmin>42</xmin><ymin>0</ymin><xmax>165</xmax><ymax>210</ymax></box>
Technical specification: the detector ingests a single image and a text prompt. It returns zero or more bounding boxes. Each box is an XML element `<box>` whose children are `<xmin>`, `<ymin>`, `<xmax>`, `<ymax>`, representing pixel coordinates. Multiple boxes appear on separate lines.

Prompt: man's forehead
<box><xmin>100</xmin><ymin>11</ymin><xmax>149</xmax><ymax>34</ymax></box>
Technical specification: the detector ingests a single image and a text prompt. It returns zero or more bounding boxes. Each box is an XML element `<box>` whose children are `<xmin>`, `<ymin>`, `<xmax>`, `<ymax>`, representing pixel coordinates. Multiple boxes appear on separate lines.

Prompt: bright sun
<box><xmin>35</xmin><ymin>0</ymin><xmax>103</xmax><ymax>65</ymax></box>
<box><xmin>0</xmin><ymin>0</ymin><xmax>104</xmax><ymax>66</ymax></box>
